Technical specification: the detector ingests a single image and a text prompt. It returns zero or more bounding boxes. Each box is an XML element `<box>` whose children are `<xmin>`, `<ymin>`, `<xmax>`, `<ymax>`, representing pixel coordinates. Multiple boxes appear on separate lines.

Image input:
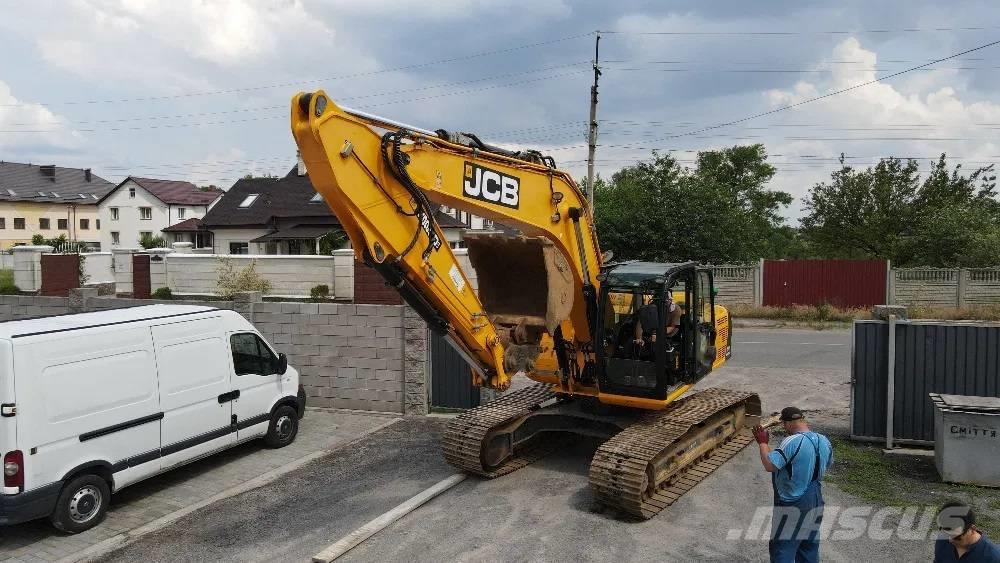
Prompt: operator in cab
<box><xmin>633</xmin><ymin>294</ymin><xmax>683</xmax><ymax>358</ymax></box>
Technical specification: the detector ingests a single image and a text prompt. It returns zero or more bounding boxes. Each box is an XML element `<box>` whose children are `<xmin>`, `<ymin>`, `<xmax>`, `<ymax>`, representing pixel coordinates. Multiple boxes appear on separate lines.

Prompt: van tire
<box><xmin>50</xmin><ymin>474</ymin><xmax>111</xmax><ymax>534</ymax></box>
<box><xmin>264</xmin><ymin>405</ymin><xmax>299</xmax><ymax>448</ymax></box>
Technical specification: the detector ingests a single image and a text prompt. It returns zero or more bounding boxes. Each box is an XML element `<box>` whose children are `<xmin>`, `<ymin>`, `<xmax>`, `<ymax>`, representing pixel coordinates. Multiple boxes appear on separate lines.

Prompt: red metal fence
<box><xmin>132</xmin><ymin>254</ymin><xmax>151</xmax><ymax>299</ymax></box>
<box><xmin>39</xmin><ymin>254</ymin><xmax>80</xmax><ymax>297</ymax></box>
<box><xmin>763</xmin><ymin>259</ymin><xmax>888</xmax><ymax>308</ymax></box>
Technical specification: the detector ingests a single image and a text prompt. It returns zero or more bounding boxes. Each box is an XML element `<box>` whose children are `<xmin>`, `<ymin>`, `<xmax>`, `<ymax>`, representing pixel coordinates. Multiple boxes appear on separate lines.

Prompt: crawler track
<box><xmin>442</xmin><ymin>383</ymin><xmax>557</xmax><ymax>478</ymax></box>
<box><xmin>589</xmin><ymin>387</ymin><xmax>761</xmax><ymax>519</ymax></box>
<box><xmin>443</xmin><ymin>385</ymin><xmax>760</xmax><ymax>519</ymax></box>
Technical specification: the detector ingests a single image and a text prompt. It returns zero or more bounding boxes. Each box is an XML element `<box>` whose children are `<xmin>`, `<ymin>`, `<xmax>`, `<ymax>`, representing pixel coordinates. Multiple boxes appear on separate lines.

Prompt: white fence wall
<box><xmin>81</xmin><ymin>252</ymin><xmax>114</xmax><ymax>284</ymax></box>
<box><xmin>156</xmin><ymin>254</ymin><xmax>337</xmax><ymax>297</ymax></box>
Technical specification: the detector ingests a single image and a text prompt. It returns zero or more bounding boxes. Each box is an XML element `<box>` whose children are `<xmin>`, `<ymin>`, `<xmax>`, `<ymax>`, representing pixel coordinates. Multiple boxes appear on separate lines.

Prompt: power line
<box><xmin>599</xmin><ymin>26</ymin><xmax>998</xmax><ymax>36</ymax></box>
<box><xmin>606</xmin><ymin>38</ymin><xmax>1000</xmax><ymax>146</ymax></box>
<box><xmin>0</xmin><ymin>32</ymin><xmax>593</xmax><ymax>107</ymax></box>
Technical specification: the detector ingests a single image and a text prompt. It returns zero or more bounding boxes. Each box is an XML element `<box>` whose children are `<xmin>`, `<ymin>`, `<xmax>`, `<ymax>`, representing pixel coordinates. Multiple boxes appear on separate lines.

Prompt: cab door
<box><xmin>692</xmin><ymin>269</ymin><xmax>717</xmax><ymax>377</ymax></box>
<box><xmin>228</xmin><ymin>332</ymin><xmax>284</xmax><ymax>440</ymax></box>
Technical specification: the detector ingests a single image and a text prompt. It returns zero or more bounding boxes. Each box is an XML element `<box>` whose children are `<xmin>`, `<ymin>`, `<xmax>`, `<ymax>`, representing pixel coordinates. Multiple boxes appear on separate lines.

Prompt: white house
<box><xmin>97</xmin><ymin>177</ymin><xmax>222</xmax><ymax>249</ymax></box>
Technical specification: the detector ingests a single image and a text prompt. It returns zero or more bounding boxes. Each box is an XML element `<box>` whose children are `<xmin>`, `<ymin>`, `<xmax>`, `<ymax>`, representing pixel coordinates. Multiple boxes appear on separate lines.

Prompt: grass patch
<box><xmin>827</xmin><ymin>438</ymin><xmax>1000</xmax><ymax>536</ymax></box>
<box><xmin>908</xmin><ymin>305</ymin><xmax>1000</xmax><ymax>321</ymax></box>
<box><xmin>729</xmin><ymin>304</ymin><xmax>870</xmax><ymax>323</ymax></box>
<box><xmin>730</xmin><ymin>303</ymin><xmax>1000</xmax><ymax>323</ymax></box>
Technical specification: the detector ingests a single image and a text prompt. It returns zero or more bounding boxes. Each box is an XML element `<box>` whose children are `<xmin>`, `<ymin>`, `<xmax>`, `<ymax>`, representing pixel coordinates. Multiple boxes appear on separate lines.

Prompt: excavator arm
<box><xmin>290</xmin><ymin>91</ymin><xmax>602</xmax><ymax>390</ymax></box>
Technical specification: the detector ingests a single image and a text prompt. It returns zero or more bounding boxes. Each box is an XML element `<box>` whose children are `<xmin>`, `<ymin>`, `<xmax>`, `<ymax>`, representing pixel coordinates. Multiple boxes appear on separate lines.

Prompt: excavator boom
<box><xmin>291</xmin><ymin>92</ymin><xmax>600</xmax><ymax>391</ymax></box>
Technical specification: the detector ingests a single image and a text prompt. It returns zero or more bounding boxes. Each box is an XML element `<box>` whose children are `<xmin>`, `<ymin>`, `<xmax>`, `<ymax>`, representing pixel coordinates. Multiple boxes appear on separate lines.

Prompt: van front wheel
<box><xmin>264</xmin><ymin>405</ymin><xmax>299</xmax><ymax>448</ymax></box>
<box><xmin>50</xmin><ymin>474</ymin><xmax>110</xmax><ymax>533</ymax></box>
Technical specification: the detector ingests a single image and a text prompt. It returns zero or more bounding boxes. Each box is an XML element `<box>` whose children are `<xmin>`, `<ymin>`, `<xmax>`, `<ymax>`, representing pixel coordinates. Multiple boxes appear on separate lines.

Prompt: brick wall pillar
<box><xmin>402</xmin><ymin>306</ymin><xmax>428</xmax><ymax>415</ymax></box>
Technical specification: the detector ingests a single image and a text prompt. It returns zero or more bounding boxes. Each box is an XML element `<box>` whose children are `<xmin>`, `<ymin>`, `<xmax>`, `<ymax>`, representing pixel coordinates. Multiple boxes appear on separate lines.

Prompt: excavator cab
<box><xmin>595</xmin><ymin>262</ymin><xmax>717</xmax><ymax>400</ymax></box>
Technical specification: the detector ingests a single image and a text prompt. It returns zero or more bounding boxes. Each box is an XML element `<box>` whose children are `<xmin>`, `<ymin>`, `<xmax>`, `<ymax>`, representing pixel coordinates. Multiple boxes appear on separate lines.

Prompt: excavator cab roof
<box><xmin>598</xmin><ymin>261</ymin><xmax>698</xmax><ymax>287</ymax></box>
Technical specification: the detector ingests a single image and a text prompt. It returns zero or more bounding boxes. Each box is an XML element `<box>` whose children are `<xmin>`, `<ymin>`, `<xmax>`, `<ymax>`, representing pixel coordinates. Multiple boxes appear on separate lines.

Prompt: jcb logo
<box><xmin>463</xmin><ymin>162</ymin><xmax>519</xmax><ymax>209</ymax></box>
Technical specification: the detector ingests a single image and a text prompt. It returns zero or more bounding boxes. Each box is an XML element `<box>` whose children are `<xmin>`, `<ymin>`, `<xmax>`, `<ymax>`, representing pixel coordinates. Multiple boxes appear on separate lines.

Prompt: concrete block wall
<box><xmin>251</xmin><ymin>301</ymin><xmax>407</xmax><ymax>413</ymax></box>
<box><xmin>0</xmin><ymin>295</ymin><xmax>72</xmax><ymax>320</ymax></box>
<box><xmin>0</xmin><ymin>293</ymin><xmax>419</xmax><ymax>414</ymax></box>
<box><xmin>711</xmin><ymin>264</ymin><xmax>758</xmax><ymax>307</ymax></box>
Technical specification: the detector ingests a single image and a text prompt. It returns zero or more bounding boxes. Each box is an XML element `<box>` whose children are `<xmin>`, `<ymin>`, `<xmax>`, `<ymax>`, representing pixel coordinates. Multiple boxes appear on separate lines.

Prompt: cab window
<box><xmin>230</xmin><ymin>333</ymin><xmax>277</xmax><ymax>375</ymax></box>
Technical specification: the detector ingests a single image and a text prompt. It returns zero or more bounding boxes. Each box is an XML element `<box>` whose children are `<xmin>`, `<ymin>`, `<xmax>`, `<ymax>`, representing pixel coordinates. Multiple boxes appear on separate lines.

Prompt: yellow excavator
<box><xmin>290</xmin><ymin>92</ymin><xmax>762</xmax><ymax>519</ymax></box>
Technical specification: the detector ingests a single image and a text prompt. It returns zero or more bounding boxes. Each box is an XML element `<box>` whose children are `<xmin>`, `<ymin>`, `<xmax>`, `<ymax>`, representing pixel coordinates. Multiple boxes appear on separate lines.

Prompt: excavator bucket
<box><xmin>464</xmin><ymin>234</ymin><xmax>574</xmax><ymax>341</ymax></box>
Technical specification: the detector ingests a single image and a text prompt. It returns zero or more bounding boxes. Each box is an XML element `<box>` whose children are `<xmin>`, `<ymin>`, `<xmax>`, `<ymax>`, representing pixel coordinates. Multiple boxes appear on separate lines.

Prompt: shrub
<box><xmin>139</xmin><ymin>233</ymin><xmax>167</xmax><ymax>250</ymax></box>
<box><xmin>310</xmin><ymin>284</ymin><xmax>331</xmax><ymax>301</ymax></box>
<box><xmin>216</xmin><ymin>257</ymin><xmax>272</xmax><ymax>299</ymax></box>
<box><xmin>152</xmin><ymin>287</ymin><xmax>174</xmax><ymax>300</ymax></box>
<box><xmin>31</xmin><ymin>234</ymin><xmax>45</xmax><ymax>245</ymax></box>
<box><xmin>0</xmin><ymin>269</ymin><xmax>18</xmax><ymax>295</ymax></box>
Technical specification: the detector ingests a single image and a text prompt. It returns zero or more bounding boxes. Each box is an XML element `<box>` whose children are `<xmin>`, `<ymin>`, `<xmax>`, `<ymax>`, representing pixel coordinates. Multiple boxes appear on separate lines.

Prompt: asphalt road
<box><xmin>98</xmin><ymin>419</ymin><xmax>454</xmax><ymax>563</ymax></box>
<box><xmin>96</xmin><ymin>328</ymin><xmax>917</xmax><ymax>563</ymax></box>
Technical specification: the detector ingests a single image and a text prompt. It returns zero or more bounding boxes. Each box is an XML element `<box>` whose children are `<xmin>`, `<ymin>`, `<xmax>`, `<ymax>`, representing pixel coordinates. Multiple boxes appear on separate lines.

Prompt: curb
<box><xmin>63</xmin><ymin>417</ymin><xmax>402</xmax><ymax>563</ymax></box>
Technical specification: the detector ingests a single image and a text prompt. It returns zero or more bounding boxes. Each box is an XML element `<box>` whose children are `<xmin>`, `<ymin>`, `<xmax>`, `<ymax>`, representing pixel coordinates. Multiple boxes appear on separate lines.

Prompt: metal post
<box><xmin>885</xmin><ymin>259</ymin><xmax>892</xmax><ymax>305</ymax></box>
<box><xmin>885</xmin><ymin>314</ymin><xmax>897</xmax><ymax>449</ymax></box>
<box><xmin>586</xmin><ymin>32</ymin><xmax>601</xmax><ymax>215</ymax></box>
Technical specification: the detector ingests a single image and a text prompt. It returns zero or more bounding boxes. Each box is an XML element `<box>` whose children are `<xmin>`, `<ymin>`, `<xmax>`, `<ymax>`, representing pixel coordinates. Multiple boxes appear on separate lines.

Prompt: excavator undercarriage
<box><xmin>443</xmin><ymin>384</ymin><xmax>761</xmax><ymax>519</ymax></box>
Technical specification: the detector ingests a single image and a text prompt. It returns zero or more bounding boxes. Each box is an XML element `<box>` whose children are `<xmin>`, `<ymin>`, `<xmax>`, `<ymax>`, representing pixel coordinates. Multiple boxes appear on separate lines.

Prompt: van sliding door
<box><xmin>152</xmin><ymin>318</ymin><xmax>235</xmax><ymax>469</ymax></box>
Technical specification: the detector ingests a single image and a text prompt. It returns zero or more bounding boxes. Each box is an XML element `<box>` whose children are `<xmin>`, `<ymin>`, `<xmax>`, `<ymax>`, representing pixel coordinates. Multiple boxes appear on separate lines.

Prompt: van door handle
<box><xmin>218</xmin><ymin>390</ymin><xmax>240</xmax><ymax>404</ymax></box>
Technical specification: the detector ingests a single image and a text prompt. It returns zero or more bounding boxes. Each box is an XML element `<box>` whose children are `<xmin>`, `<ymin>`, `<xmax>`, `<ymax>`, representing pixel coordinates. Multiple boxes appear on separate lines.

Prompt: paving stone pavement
<box><xmin>0</xmin><ymin>410</ymin><xmax>395</xmax><ymax>563</ymax></box>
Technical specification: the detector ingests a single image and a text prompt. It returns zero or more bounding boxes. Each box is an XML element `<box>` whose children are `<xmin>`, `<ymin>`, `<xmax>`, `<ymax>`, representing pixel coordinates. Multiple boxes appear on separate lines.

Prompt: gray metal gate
<box><xmin>851</xmin><ymin>319</ymin><xmax>1000</xmax><ymax>445</ymax></box>
<box><xmin>430</xmin><ymin>332</ymin><xmax>480</xmax><ymax>410</ymax></box>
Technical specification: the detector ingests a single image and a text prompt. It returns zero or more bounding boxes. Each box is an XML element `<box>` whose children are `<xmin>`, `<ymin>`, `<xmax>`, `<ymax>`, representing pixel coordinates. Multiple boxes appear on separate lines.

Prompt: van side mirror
<box><xmin>277</xmin><ymin>353</ymin><xmax>288</xmax><ymax>375</ymax></box>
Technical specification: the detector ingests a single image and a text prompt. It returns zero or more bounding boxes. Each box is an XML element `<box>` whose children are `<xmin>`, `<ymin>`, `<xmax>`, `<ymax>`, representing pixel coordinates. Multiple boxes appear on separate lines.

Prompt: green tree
<box><xmin>593</xmin><ymin>145</ymin><xmax>792</xmax><ymax>263</ymax></box>
<box><xmin>801</xmin><ymin>155</ymin><xmax>999</xmax><ymax>267</ymax></box>
<box><xmin>139</xmin><ymin>233</ymin><xmax>167</xmax><ymax>249</ymax></box>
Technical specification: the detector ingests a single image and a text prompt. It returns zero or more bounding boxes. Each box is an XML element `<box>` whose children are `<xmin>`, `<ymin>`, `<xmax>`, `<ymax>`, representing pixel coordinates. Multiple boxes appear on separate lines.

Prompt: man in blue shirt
<box><xmin>753</xmin><ymin>406</ymin><xmax>834</xmax><ymax>563</ymax></box>
<box><xmin>935</xmin><ymin>501</ymin><xmax>1000</xmax><ymax>562</ymax></box>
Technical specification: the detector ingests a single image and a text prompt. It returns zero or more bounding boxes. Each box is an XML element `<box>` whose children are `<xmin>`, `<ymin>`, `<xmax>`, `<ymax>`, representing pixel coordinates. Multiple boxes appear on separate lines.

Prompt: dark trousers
<box><xmin>769</xmin><ymin>481</ymin><xmax>824</xmax><ymax>563</ymax></box>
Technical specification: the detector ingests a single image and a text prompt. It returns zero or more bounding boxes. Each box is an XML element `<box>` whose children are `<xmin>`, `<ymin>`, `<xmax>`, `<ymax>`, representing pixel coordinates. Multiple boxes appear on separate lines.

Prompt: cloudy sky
<box><xmin>1</xmin><ymin>0</ymin><xmax>999</xmax><ymax>220</ymax></box>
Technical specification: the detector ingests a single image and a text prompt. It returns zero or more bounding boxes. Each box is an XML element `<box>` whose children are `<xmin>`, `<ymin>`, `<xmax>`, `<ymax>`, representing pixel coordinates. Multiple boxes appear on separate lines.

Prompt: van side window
<box><xmin>231</xmin><ymin>333</ymin><xmax>277</xmax><ymax>375</ymax></box>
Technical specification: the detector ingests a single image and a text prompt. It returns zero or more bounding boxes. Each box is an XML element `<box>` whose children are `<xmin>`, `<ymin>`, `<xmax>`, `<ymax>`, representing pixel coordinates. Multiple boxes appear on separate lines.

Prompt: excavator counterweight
<box><xmin>290</xmin><ymin>92</ymin><xmax>760</xmax><ymax>518</ymax></box>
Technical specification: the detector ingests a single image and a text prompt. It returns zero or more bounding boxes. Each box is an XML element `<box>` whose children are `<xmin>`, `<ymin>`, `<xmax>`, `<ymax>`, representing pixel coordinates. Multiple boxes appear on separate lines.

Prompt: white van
<box><xmin>0</xmin><ymin>305</ymin><xmax>305</xmax><ymax>533</ymax></box>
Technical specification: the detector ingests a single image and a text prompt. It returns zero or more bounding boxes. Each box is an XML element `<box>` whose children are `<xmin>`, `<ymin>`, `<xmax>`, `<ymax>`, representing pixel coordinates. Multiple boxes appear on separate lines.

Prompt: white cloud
<box><xmin>0</xmin><ymin>80</ymin><xmax>83</xmax><ymax>152</ymax></box>
<box><xmin>759</xmin><ymin>37</ymin><xmax>1000</xmax><ymax>218</ymax></box>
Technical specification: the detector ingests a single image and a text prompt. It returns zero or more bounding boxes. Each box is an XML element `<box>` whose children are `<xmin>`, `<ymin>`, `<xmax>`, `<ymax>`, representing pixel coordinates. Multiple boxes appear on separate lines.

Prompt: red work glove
<box><xmin>752</xmin><ymin>425</ymin><xmax>769</xmax><ymax>445</ymax></box>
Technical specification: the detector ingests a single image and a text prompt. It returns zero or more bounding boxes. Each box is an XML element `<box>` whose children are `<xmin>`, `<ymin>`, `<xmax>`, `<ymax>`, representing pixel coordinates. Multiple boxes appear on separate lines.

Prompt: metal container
<box><xmin>931</xmin><ymin>393</ymin><xmax>1000</xmax><ymax>486</ymax></box>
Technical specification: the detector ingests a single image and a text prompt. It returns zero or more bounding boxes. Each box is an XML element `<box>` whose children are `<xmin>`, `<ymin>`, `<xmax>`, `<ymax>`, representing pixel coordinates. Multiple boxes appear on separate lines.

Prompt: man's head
<box><xmin>938</xmin><ymin>502</ymin><xmax>981</xmax><ymax>546</ymax></box>
<box><xmin>780</xmin><ymin>406</ymin><xmax>809</xmax><ymax>432</ymax></box>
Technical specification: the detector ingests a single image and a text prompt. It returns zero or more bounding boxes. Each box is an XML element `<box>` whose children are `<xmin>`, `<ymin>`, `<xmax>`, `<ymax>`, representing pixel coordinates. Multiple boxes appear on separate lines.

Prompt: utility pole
<box><xmin>586</xmin><ymin>32</ymin><xmax>601</xmax><ymax>215</ymax></box>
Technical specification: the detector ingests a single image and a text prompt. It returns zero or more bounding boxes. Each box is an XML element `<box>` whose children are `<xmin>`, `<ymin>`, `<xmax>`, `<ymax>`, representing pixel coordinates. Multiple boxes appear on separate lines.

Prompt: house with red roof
<box><xmin>97</xmin><ymin>177</ymin><xmax>223</xmax><ymax>250</ymax></box>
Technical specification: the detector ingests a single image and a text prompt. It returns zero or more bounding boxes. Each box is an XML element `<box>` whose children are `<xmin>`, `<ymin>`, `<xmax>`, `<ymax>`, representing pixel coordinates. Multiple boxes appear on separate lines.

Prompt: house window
<box><xmin>96</xmin><ymin>219</ymin><xmax>100</xmax><ymax>230</ymax></box>
<box><xmin>129</xmin><ymin>187</ymin><xmax>136</xmax><ymax>198</ymax></box>
<box><xmin>110</xmin><ymin>207</ymin><xmax>119</xmax><ymax>220</ymax></box>
<box><xmin>39</xmin><ymin>218</ymin><xmax>50</xmax><ymax>230</ymax></box>
<box><xmin>13</xmin><ymin>218</ymin><xmax>25</xmax><ymax>230</ymax></box>
<box><xmin>0</xmin><ymin>218</ymin><xmax>5</xmax><ymax>229</ymax></box>
<box><xmin>57</xmin><ymin>218</ymin><xmax>67</xmax><ymax>230</ymax></box>
<box><xmin>177</xmin><ymin>207</ymin><xmax>186</xmax><ymax>218</ymax></box>
<box><xmin>265</xmin><ymin>242</ymin><xmax>278</xmax><ymax>255</ymax></box>
<box><xmin>80</xmin><ymin>219</ymin><xmax>90</xmax><ymax>230</ymax></box>
<box><xmin>229</xmin><ymin>242</ymin><xmax>249</xmax><ymax>255</ymax></box>
<box><xmin>111</xmin><ymin>231</ymin><xmax>120</xmax><ymax>245</ymax></box>
<box><xmin>139</xmin><ymin>207</ymin><xmax>152</xmax><ymax>220</ymax></box>
<box><xmin>238</xmin><ymin>194</ymin><xmax>259</xmax><ymax>208</ymax></box>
